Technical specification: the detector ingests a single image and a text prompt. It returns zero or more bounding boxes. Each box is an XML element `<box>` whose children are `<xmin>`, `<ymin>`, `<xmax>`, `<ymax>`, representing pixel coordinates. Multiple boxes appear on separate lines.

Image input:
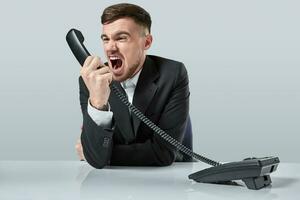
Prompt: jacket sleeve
<box><xmin>110</xmin><ymin>63</ymin><xmax>190</xmax><ymax>166</ymax></box>
<box><xmin>79</xmin><ymin>77</ymin><xmax>114</xmax><ymax>169</ymax></box>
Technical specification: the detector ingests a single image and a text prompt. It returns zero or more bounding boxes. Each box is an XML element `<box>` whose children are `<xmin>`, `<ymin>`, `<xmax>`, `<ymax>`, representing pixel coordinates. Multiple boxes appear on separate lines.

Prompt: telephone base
<box><xmin>188</xmin><ymin>156</ymin><xmax>279</xmax><ymax>190</ymax></box>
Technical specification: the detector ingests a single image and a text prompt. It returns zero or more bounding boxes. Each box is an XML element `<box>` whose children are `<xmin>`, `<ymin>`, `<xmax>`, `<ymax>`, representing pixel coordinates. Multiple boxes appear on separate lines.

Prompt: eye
<box><xmin>117</xmin><ymin>35</ymin><xmax>128</xmax><ymax>42</ymax></box>
<box><xmin>102</xmin><ymin>37</ymin><xmax>109</xmax><ymax>43</ymax></box>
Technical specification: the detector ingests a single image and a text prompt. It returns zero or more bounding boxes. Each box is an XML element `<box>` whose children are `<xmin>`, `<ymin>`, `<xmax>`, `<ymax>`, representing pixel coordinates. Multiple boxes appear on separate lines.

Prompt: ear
<box><xmin>144</xmin><ymin>34</ymin><xmax>153</xmax><ymax>50</ymax></box>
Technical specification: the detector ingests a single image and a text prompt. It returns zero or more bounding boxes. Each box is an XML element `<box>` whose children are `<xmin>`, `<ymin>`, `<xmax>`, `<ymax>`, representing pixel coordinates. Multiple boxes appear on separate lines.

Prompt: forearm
<box><xmin>110</xmin><ymin>140</ymin><xmax>172</xmax><ymax>166</ymax></box>
<box><xmin>81</xmin><ymin>111</ymin><xmax>114</xmax><ymax>168</ymax></box>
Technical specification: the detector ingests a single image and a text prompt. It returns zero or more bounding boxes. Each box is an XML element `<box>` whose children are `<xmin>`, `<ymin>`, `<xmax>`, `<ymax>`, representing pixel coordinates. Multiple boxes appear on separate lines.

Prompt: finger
<box><xmin>78</xmin><ymin>145</ymin><xmax>85</xmax><ymax>161</ymax></box>
<box><xmin>75</xmin><ymin>141</ymin><xmax>85</xmax><ymax>160</ymax></box>
<box><xmin>94</xmin><ymin>68</ymin><xmax>112</xmax><ymax>83</ymax></box>
<box><xmin>84</xmin><ymin>67</ymin><xmax>110</xmax><ymax>82</ymax></box>
<box><xmin>79</xmin><ymin>153</ymin><xmax>85</xmax><ymax>161</ymax></box>
<box><xmin>75</xmin><ymin>139</ymin><xmax>81</xmax><ymax>148</ymax></box>
<box><xmin>77</xmin><ymin>150</ymin><xmax>85</xmax><ymax>161</ymax></box>
<box><xmin>103</xmin><ymin>72</ymin><xmax>113</xmax><ymax>84</ymax></box>
<box><xmin>81</xmin><ymin>56</ymin><xmax>94</xmax><ymax>77</ymax></box>
<box><xmin>84</xmin><ymin>56</ymin><xmax>105</xmax><ymax>76</ymax></box>
<box><xmin>82</xmin><ymin>56</ymin><xmax>93</xmax><ymax>68</ymax></box>
<box><xmin>75</xmin><ymin>141</ymin><xmax>81</xmax><ymax>150</ymax></box>
<box><xmin>94</xmin><ymin>66</ymin><xmax>111</xmax><ymax>75</ymax></box>
<box><xmin>89</xmin><ymin>56</ymin><xmax>104</xmax><ymax>70</ymax></box>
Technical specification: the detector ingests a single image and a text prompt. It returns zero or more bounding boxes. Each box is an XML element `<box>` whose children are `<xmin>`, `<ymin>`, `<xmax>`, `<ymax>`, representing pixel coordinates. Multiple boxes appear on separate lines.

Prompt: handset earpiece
<box><xmin>66</xmin><ymin>28</ymin><xmax>108</xmax><ymax>69</ymax></box>
<box><xmin>66</xmin><ymin>29</ymin><xmax>91</xmax><ymax>66</ymax></box>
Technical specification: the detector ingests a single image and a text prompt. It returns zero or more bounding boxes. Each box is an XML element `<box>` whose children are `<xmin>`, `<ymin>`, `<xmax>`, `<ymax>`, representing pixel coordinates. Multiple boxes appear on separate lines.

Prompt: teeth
<box><xmin>109</xmin><ymin>56</ymin><xmax>120</xmax><ymax>60</ymax></box>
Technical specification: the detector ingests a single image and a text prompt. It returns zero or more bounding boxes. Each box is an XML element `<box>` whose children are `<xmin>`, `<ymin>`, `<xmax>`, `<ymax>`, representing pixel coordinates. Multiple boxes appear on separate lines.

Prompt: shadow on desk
<box><xmin>271</xmin><ymin>177</ymin><xmax>300</xmax><ymax>188</ymax></box>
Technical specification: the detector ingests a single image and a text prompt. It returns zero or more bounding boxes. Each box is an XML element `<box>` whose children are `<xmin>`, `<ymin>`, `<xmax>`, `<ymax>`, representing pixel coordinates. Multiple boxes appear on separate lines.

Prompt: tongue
<box><xmin>116</xmin><ymin>59</ymin><xmax>122</xmax><ymax>68</ymax></box>
<box><xmin>112</xmin><ymin>59</ymin><xmax>122</xmax><ymax>69</ymax></box>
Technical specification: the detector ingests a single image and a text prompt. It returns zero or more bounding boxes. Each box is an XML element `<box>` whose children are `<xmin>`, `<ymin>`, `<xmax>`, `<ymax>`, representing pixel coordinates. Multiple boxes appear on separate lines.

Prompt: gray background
<box><xmin>0</xmin><ymin>0</ymin><xmax>299</xmax><ymax>162</ymax></box>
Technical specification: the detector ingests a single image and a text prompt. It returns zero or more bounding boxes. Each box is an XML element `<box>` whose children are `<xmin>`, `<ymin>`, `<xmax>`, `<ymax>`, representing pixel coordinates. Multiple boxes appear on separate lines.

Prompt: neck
<box><xmin>131</xmin><ymin>54</ymin><xmax>146</xmax><ymax>78</ymax></box>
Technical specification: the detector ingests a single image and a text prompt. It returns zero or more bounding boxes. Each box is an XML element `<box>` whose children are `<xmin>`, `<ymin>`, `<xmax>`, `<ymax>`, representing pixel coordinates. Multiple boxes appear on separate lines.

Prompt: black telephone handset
<box><xmin>66</xmin><ymin>29</ymin><xmax>91</xmax><ymax>65</ymax></box>
<box><xmin>66</xmin><ymin>28</ymin><xmax>280</xmax><ymax>190</ymax></box>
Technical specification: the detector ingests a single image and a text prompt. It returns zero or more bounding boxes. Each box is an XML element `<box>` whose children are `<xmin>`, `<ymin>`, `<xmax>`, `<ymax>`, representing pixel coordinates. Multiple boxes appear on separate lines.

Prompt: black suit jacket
<box><xmin>79</xmin><ymin>55</ymin><xmax>190</xmax><ymax>168</ymax></box>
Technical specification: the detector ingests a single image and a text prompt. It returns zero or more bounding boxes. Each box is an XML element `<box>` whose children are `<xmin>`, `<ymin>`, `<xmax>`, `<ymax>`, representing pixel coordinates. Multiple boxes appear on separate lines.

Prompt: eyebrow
<box><xmin>101</xmin><ymin>31</ymin><xmax>131</xmax><ymax>39</ymax></box>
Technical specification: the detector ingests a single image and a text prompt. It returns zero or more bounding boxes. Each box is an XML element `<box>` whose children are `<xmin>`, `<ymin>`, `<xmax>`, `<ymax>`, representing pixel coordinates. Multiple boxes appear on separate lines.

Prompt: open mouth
<box><xmin>109</xmin><ymin>56</ymin><xmax>123</xmax><ymax>70</ymax></box>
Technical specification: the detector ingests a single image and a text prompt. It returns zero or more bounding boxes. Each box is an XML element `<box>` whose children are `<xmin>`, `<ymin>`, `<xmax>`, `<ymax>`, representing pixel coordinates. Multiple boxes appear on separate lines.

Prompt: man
<box><xmin>78</xmin><ymin>3</ymin><xmax>189</xmax><ymax>168</ymax></box>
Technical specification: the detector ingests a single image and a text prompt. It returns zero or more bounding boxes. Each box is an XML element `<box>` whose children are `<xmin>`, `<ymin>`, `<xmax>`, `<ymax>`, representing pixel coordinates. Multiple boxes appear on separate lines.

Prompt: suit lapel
<box><xmin>109</xmin><ymin>81</ymin><xmax>135</xmax><ymax>143</ymax></box>
<box><xmin>132</xmin><ymin>56</ymin><xmax>159</xmax><ymax>134</ymax></box>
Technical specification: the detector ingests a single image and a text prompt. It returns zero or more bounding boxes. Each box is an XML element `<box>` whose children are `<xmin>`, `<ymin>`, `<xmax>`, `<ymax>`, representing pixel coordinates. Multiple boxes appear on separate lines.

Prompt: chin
<box><xmin>113</xmin><ymin>75</ymin><xmax>127</xmax><ymax>82</ymax></box>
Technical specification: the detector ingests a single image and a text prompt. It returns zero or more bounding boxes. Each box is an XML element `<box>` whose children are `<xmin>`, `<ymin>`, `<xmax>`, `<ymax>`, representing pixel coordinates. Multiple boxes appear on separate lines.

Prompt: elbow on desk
<box><xmin>158</xmin><ymin>160</ymin><xmax>173</xmax><ymax>167</ymax></box>
<box><xmin>82</xmin><ymin>149</ymin><xmax>109</xmax><ymax>169</ymax></box>
<box><xmin>155</xmin><ymin>151</ymin><xmax>176</xmax><ymax>167</ymax></box>
<box><xmin>85</xmin><ymin>157</ymin><xmax>107</xmax><ymax>169</ymax></box>
<box><xmin>91</xmin><ymin>163</ymin><xmax>107</xmax><ymax>169</ymax></box>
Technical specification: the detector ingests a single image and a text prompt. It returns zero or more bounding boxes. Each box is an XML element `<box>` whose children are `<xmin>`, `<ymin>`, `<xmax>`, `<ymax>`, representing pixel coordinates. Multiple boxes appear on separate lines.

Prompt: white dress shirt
<box><xmin>87</xmin><ymin>69</ymin><xmax>142</xmax><ymax>127</ymax></box>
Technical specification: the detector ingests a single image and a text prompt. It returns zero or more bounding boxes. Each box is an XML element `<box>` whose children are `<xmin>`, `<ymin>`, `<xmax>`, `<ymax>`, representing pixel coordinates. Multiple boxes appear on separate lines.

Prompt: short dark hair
<box><xmin>101</xmin><ymin>3</ymin><xmax>152</xmax><ymax>33</ymax></box>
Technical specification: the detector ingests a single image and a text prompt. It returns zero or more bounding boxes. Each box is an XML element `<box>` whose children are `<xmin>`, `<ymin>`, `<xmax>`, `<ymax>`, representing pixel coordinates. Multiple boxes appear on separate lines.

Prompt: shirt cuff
<box><xmin>87</xmin><ymin>100</ymin><xmax>113</xmax><ymax>128</ymax></box>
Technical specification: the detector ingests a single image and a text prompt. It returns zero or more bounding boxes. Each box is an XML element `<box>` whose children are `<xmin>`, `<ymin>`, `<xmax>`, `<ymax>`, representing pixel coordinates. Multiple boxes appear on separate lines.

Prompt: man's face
<box><xmin>101</xmin><ymin>17</ymin><xmax>152</xmax><ymax>82</ymax></box>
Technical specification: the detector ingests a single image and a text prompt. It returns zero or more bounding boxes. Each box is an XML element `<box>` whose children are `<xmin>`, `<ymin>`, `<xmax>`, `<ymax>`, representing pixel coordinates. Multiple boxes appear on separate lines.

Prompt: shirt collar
<box><xmin>121</xmin><ymin>69</ymin><xmax>142</xmax><ymax>89</ymax></box>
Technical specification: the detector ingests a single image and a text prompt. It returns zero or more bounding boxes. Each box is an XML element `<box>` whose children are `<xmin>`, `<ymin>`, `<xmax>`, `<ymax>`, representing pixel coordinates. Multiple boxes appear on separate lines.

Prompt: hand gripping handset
<box><xmin>66</xmin><ymin>28</ymin><xmax>280</xmax><ymax>190</ymax></box>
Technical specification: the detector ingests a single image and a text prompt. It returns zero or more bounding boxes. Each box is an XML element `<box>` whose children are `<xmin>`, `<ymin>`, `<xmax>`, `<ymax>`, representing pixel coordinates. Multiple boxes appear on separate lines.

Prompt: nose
<box><xmin>107</xmin><ymin>40</ymin><xmax>118</xmax><ymax>52</ymax></box>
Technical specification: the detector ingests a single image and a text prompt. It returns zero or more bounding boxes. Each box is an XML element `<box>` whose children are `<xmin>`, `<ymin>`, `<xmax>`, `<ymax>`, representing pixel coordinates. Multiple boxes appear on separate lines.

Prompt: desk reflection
<box><xmin>78</xmin><ymin>163</ymin><xmax>194</xmax><ymax>200</ymax></box>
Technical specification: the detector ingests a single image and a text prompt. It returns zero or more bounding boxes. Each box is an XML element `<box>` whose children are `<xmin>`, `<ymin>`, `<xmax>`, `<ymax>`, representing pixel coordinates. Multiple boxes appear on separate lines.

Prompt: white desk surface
<box><xmin>0</xmin><ymin>161</ymin><xmax>299</xmax><ymax>200</ymax></box>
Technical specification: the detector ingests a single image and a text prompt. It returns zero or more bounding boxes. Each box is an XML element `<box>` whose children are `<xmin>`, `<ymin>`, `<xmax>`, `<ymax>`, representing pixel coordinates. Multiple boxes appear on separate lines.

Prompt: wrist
<box><xmin>89</xmin><ymin>98</ymin><xmax>108</xmax><ymax>111</ymax></box>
